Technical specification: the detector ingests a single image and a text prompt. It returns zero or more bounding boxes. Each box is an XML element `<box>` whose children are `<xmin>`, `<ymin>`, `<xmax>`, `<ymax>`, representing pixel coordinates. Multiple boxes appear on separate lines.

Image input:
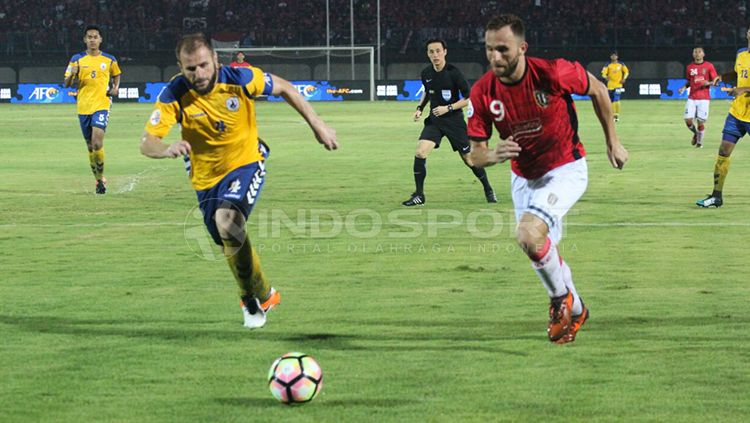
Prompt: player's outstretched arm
<box><xmin>467</xmin><ymin>137</ymin><xmax>520</xmax><ymax>168</ymax></box>
<box><xmin>269</xmin><ymin>74</ymin><xmax>338</xmax><ymax>151</ymax></box>
<box><xmin>722</xmin><ymin>86</ymin><xmax>750</xmax><ymax>97</ymax></box>
<box><xmin>586</xmin><ymin>71</ymin><xmax>628</xmax><ymax>169</ymax></box>
<box><xmin>140</xmin><ymin>132</ymin><xmax>191</xmax><ymax>159</ymax></box>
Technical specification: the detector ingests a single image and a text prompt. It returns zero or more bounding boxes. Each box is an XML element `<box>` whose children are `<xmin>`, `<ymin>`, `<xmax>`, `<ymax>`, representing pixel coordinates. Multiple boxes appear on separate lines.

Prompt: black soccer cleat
<box><xmin>485</xmin><ymin>189</ymin><xmax>498</xmax><ymax>203</ymax></box>
<box><xmin>402</xmin><ymin>193</ymin><xmax>425</xmax><ymax>206</ymax></box>
<box><xmin>696</xmin><ymin>195</ymin><xmax>722</xmax><ymax>208</ymax></box>
<box><xmin>95</xmin><ymin>178</ymin><xmax>107</xmax><ymax>195</ymax></box>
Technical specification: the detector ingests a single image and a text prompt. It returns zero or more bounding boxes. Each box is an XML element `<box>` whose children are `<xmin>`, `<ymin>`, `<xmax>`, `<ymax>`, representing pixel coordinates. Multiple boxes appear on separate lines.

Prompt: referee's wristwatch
<box><xmin>447</xmin><ymin>104</ymin><xmax>454</xmax><ymax>112</ymax></box>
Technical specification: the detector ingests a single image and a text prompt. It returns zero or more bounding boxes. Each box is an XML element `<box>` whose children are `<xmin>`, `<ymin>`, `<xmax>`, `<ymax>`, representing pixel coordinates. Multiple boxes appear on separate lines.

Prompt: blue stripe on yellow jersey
<box><xmin>145</xmin><ymin>65</ymin><xmax>273</xmax><ymax>190</ymax></box>
<box><xmin>730</xmin><ymin>48</ymin><xmax>750</xmax><ymax>122</ymax></box>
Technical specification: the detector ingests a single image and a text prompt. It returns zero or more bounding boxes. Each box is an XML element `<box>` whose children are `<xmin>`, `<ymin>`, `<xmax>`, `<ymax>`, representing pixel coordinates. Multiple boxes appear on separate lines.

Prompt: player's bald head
<box><xmin>176</xmin><ymin>33</ymin><xmax>215</xmax><ymax>61</ymax></box>
<box><xmin>486</xmin><ymin>14</ymin><xmax>525</xmax><ymax>41</ymax></box>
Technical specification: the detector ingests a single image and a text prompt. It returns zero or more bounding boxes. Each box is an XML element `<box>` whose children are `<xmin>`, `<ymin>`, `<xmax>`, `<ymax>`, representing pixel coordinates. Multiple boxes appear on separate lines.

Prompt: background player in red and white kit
<box><xmin>678</xmin><ymin>46</ymin><xmax>720</xmax><ymax>148</ymax></box>
<box><xmin>466</xmin><ymin>14</ymin><xmax>628</xmax><ymax>344</ymax></box>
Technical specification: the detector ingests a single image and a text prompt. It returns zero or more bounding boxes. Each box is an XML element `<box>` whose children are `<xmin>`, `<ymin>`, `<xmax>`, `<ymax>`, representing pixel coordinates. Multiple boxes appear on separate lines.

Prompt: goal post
<box><xmin>215</xmin><ymin>46</ymin><xmax>376</xmax><ymax>101</ymax></box>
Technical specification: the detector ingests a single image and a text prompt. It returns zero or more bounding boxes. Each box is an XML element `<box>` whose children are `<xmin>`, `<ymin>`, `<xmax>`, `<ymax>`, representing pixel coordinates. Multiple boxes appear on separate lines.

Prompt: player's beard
<box><xmin>495</xmin><ymin>55</ymin><xmax>520</xmax><ymax>79</ymax></box>
<box><xmin>191</xmin><ymin>66</ymin><xmax>218</xmax><ymax>95</ymax></box>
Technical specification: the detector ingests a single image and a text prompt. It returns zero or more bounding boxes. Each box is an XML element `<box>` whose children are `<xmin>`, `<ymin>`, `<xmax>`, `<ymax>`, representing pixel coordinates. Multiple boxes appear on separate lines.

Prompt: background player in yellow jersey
<box><xmin>140</xmin><ymin>34</ymin><xmax>338</xmax><ymax>329</ymax></box>
<box><xmin>697</xmin><ymin>26</ymin><xmax>750</xmax><ymax>208</ymax></box>
<box><xmin>601</xmin><ymin>51</ymin><xmax>629</xmax><ymax>122</ymax></box>
<box><xmin>63</xmin><ymin>25</ymin><xmax>121</xmax><ymax>194</ymax></box>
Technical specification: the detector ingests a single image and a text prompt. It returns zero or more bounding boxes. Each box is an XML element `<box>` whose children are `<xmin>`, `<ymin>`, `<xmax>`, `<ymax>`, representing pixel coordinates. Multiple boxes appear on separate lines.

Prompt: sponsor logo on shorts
<box><xmin>247</xmin><ymin>162</ymin><xmax>265</xmax><ymax>205</ymax></box>
<box><xmin>228</xmin><ymin>179</ymin><xmax>242</xmax><ymax>194</ymax></box>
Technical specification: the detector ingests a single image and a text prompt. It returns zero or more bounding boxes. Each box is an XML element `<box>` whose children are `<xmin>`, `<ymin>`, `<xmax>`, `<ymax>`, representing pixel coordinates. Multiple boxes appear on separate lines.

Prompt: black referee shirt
<box><xmin>421</xmin><ymin>63</ymin><xmax>470</xmax><ymax>124</ymax></box>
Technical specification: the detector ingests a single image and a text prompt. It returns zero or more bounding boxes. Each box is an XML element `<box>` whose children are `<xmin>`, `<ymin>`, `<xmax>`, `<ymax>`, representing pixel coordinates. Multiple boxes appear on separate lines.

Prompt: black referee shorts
<box><xmin>418</xmin><ymin>119</ymin><xmax>470</xmax><ymax>155</ymax></box>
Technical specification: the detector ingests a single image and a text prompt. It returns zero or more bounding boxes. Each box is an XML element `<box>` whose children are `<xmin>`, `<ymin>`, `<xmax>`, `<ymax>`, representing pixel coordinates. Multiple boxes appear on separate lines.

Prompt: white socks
<box><xmin>530</xmin><ymin>238</ymin><xmax>583</xmax><ymax>315</ymax></box>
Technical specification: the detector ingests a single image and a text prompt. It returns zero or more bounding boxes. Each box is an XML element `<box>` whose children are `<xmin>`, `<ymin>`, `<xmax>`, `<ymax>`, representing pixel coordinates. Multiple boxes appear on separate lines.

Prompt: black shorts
<box><xmin>418</xmin><ymin>119</ymin><xmax>470</xmax><ymax>155</ymax></box>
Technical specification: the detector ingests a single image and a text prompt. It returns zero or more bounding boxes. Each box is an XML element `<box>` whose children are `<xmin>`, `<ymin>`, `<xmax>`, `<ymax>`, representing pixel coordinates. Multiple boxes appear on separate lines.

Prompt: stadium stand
<box><xmin>0</xmin><ymin>0</ymin><xmax>746</xmax><ymax>81</ymax></box>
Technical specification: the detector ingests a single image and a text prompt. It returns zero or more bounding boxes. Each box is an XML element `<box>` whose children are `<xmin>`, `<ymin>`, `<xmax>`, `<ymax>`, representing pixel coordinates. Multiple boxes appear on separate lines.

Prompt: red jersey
<box><xmin>468</xmin><ymin>56</ymin><xmax>589</xmax><ymax>179</ymax></box>
<box><xmin>686</xmin><ymin>61</ymin><xmax>717</xmax><ymax>100</ymax></box>
<box><xmin>230</xmin><ymin>61</ymin><xmax>251</xmax><ymax>69</ymax></box>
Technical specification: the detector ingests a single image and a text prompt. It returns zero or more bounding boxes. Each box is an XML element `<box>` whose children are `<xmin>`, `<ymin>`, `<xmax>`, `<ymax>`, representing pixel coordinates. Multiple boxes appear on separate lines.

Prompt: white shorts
<box><xmin>511</xmin><ymin>158</ymin><xmax>588</xmax><ymax>244</ymax></box>
<box><xmin>684</xmin><ymin>99</ymin><xmax>710</xmax><ymax>121</ymax></box>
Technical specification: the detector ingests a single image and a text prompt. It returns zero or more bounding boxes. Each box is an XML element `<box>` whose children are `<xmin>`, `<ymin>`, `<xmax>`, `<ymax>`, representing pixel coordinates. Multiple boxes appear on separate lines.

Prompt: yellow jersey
<box><xmin>601</xmin><ymin>61</ymin><xmax>629</xmax><ymax>90</ymax></box>
<box><xmin>730</xmin><ymin>48</ymin><xmax>750</xmax><ymax>122</ymax></box>
<box><xmin>65</xmin><ymin>51</ymin><xmax>121</xmax><ymax>114</ymax></box>
<box><xmin>145</xmin><ymin>66</ymin><xmax>273</xmax><ymax>190</ymax></box>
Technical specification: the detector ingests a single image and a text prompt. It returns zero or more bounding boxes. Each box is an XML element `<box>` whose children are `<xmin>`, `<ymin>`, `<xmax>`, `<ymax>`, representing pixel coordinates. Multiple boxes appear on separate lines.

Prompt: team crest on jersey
<box><xmin>534</xmin><ymin>90</ymin><xmax>549</xmax><ymax>108</ymax></box>
<box><xmin>548</xmin><ymin>193</ymin><xmax>558</xmax><ymax>206</ymax></box>
<box><xmin>226</xmin><ymin>97</ymin><xmax>240</xmax><ymax>112</ymax></box>
<box><xmin>100</xmin><ymin>63</ymin><xmax>107</xmax><ymax>70</ymax></box>
<box><xmin>466</xmin><ymin>100</ymin><xmax>474</xmax><ymax>118</ymax></box>
<box><xmin>149</xmin><ymin>109</ymin><xmax>161</xmax><ymax>125</ymax></box>
<box><xmin>441</xmin><ymin>90</ymin><xmax>452</xmax><ymax>101</ymax></box>
<box><xmin>489</xmin><ymin>100</ymin><xmax>505</xmax><ymax>122</ymax></box>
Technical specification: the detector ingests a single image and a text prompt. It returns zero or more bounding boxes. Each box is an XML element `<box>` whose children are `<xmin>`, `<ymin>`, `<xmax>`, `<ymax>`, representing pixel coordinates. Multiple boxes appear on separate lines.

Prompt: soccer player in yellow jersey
<box><xmin>63</xmin><ymin>25</ymin><xmax>121</xmax><ymax>194</ymax></box>
<box><xmin>697</xmin><ymin>26</ymin><xmax>750</xmax><ymax>208</ymax></box>
<box><xmin>601</xmin><ymin>51</ymin><xmax>629</xmax><ymax>122</ymax></box>
<box><xmin>140</xmin><ymin>34</ymin><xmax>338</xmax><ymax>329</ymax></box>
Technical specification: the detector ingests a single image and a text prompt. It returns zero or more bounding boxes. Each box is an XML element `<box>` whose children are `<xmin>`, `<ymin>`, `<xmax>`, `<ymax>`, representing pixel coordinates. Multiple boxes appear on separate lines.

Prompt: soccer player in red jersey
<box><xmin>678</xmin><ymin>47</ymin><xmax>720</xmax><ymax>148</ymax></box>
<box><xmin>229</xmin><ymin>51</ymin><xmax>252</xmax><ymax>69</ymax></box>
<box><xmin>466</xmin><ymin>14</ymin><xmax>628</xmax><ymax>344</ymax></box>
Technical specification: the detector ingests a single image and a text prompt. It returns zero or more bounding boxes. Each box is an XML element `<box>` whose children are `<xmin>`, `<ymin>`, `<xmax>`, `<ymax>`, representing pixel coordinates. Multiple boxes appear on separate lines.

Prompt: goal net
<box><xmin>215</xmin><ymin>46</ymin><xmax>376</xmax><ymax>101</ymax></box>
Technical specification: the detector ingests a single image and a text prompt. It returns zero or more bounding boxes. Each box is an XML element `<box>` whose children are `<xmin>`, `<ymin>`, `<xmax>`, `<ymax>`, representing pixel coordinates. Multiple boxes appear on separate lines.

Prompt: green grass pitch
<box><xmin>1</xmin><ymin>100</ymin><xmax>749</xmax><ymax>422</ymax></box>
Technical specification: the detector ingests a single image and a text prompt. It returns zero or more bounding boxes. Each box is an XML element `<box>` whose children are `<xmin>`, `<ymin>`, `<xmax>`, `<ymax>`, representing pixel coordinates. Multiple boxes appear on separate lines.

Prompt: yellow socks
<box><xmin>88</xmin><ymin>149</ymin><xmax>105</xmax><ymax>180</ymax></box>
<box><xmin>88</xmin><ymin>151</ymin><xmax>96</xmax><ymax>178</ymax></box>
<box><xmin>222</xmin><ymin>235</ymin><xmax>271</xmax><ymax>300</ymax></box>
<box><xmin>713</xmin><ymin>155</ymin><xmax>731</xmax><ymax>194</ymax></box>
<box><xmin>93</xmin><ymin>149</ymin><xmax>105</xmax><ymax>180</ymax></box>
<box><xmin>612</xmin><ymin>101</ymin><xmax>621</xmax><ymax>118</ymax></box>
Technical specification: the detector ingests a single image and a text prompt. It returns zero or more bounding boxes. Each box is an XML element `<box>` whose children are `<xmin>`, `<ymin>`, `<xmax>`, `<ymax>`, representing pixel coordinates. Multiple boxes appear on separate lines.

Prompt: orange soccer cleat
<box><xmin>547</xmin><ymin>291</ymin><xmax>573</xmax><ymax>342</ymax></box>
<box><xmin>555</xmin><ymin>303</ymin><xmax>589</xmax><ymax>345</ymax></box>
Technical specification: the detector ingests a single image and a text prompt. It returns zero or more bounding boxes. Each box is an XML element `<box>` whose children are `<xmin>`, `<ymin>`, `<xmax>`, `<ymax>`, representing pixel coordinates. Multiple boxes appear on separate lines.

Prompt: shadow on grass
<box><xmin>2</xmin><ymin>314</ymin><xmax>746</xmax><ymax>354</ymax></box>
<box><xmin>0</xmin><ymin>314</ymin><xmax>529</xmax><ymax>355</ymax></box>
<box><xmin>215</xmin><ymin>396</ymin><xmax>413</xmax><ymax>408</ymax></box>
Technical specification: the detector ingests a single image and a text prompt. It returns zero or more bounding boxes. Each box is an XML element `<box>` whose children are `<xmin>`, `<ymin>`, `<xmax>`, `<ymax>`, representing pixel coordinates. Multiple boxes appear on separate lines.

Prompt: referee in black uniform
<box><xmin>402</xmin><ymin>38</ymin><xmax>496</xmax><ymax>206</ymax></box>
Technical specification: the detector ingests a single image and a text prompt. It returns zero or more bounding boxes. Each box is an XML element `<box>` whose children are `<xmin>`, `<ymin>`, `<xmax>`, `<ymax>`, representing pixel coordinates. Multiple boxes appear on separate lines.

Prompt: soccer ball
<box><xmin>267</xmin><ymin>352</ymin><xmax>323</xmax><ymax>404</ymax></box>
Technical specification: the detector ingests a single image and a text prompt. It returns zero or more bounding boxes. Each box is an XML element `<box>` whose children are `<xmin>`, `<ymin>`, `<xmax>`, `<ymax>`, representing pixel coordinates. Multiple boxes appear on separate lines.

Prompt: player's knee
<box><xmin>214</xmin><ymin>206</ymin><xmax>246</xmax><ymax>241</ymax></box>
<box><xmin>515</xmin><ymin>224</ymin><xmax>547</xmax><ymax>256</ymax></box>
<box><xmin>415</xmin><ymin>150</ymin><xmax>429</xmax><ymax>159</ymax></box>
<box><xmin>685</xmin><ymin>119</ymin><xmax>694</xmax><ymax>127</ymax></box>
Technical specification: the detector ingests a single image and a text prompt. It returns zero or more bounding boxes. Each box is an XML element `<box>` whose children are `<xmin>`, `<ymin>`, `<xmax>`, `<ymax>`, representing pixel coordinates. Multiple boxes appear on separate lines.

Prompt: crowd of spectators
<box><xmin>0</xmin><ymin>0</ymin><xmax>748</xmax><ymax>59</ymax></box>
